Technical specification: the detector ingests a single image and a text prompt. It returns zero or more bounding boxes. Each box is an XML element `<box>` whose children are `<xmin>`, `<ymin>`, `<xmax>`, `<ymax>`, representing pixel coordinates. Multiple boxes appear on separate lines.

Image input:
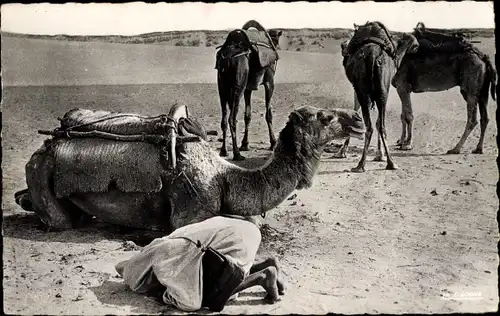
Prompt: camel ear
<box><xmin>278</xmin><ymin>30</ymin><xmax>283</xmax><ymax>37</ymax></box>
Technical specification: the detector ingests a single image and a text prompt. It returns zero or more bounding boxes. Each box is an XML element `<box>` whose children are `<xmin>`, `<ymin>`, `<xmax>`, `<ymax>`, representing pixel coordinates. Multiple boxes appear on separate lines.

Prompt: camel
<box><xmin>216</xmin><ymin>20</ymin><xmax>283</xmax><ymax>161</ymax></box>
<box><xmin>391</xmin><ymin>23</ymin><xmax>497</xmax><ymax>154</ymax></box>
<box><xmin>334</xmin><ymin>22</ymin><xmax>419</xmax><ymax>172</ymax></box>
<box><xmin>14</xmin><ymin>105</ymin><xmax>364</xmax><ymax>233</ymax></box>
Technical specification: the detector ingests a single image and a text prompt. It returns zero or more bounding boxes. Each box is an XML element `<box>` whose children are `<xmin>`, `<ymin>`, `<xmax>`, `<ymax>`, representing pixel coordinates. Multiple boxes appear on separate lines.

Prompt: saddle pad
<box><xmin>347</xmin><ymin>22</ymin><xmax>395</xmax><ymax>57</ymax></box>
<box><xmin>52</xmin><ymin>138</ymin><xmax>164</xmax><ymax>198</ymax></box>
<box><xmin>244</xmin><ymin>28</ymin><xmax>272</xmax><ymax>47</ymax></box>
<box><xmin>59</xmin><ymin>108</ymin><xmax>169</xmax><ymax>135</ymax></box>
<box><xmin>413</xmin><ymin>29</ymin><xmax>473</xmax><ymax>55</ymax></box>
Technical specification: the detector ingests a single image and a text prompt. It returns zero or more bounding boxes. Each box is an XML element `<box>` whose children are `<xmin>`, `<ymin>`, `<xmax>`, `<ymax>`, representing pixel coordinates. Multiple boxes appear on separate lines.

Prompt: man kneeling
<box><xmin>115</xmin><ymin>216</ymin><xmax>286</xmax><ymax>312</ymax></box>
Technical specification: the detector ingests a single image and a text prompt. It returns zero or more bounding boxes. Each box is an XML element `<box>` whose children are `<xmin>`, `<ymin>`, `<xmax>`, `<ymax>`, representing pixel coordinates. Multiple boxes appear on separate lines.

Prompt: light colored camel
<box><xmin>14</xmin><ymin>105</ymin><xmax>364</xmax><ymax>232</ymax></box>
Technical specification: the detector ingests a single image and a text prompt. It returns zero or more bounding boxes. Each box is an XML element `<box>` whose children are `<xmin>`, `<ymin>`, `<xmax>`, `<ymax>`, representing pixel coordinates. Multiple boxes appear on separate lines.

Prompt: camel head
<box><xmin>286</xmin><ymin>106</ymin><xmax>364</xmax><ymax>148</ymax></box>
<box><xmin>395</xmin><ymin>33</ymin><xmax>419</xmax><ymax>55</ymax></box>
<box><xmin>268</xmin><ymin>29</ymin><xmax>283</xmax><ymax>49</ymax></box>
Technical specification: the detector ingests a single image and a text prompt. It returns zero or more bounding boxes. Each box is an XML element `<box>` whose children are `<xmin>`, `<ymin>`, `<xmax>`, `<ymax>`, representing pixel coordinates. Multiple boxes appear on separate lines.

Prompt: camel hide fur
<box><xmin>52</xmin><ymin>138</ymin><xmax>167</xmax><ymax>198</ymax></box>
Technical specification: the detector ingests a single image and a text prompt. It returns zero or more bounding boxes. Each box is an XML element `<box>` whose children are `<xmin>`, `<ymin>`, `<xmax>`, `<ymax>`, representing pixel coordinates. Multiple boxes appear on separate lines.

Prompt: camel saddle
<box><xmin>412</xmin><ymin>22</ymin><xmax>475</xmax><ymax>56</ymax></box>
<box><xmin>216</xmin><ymin>20</ymin><xmax>279</xmax><ymax>70</ymax></box>
<box><xmin>346</xmin><ymin>21</ymin><xmax>396</xmax><ymax>58</ymax></box>
<box><xmin>39</xmin><ymin>104</ymin><xmax>208</xmax><ymax>198</ymax></box>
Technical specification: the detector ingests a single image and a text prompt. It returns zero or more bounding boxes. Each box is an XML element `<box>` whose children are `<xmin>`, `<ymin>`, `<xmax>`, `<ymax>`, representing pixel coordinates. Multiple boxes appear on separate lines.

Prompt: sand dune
<box><xmin>2</xmin><ymin>36</ymin><xmax>344</xmax><ymax>86</ymax></box>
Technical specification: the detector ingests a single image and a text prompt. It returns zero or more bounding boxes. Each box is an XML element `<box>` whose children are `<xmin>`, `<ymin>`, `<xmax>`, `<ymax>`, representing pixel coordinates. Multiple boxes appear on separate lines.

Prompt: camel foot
<box><xmin>446</xmin><ymin>148</ymin><xmax>460</xmax><ymax>155</ymax></box>
<box><xmin>351</xmin><ymin>166</ymin><xmax>365</xmax><ymax>173</ymax></box>
<box><xmin>472</xmin><ymin>148</ymin><xmax>483</xmax><ymax>154</ymax></box>
<box><xmin>331</xmin><ymin>152</ymin><xmax>347</xmax><ymax>159</ymax></box>
<box><xmin>396</xmin><ymin>139</ymin><xmax>405</xmax><ymax>146</ymax></box>
<box><xmin>219</xmin><ymin>149</ymin><xmax>228</xmax><ymax>157</ymax></box>
<box><xmin>373</xmin><ymin>155</ymin><xmax>385</xmax><ymax>162</ymax></box>
<box><xmin>239</xmin><ymin>144</ymin><xmax>249</xmax><ymax>151</ymax></box>
<box><xmin>233</xmin><ymin>154</ymin><xmax>246</xmax><ymax>161</ymax></box>
<box><xmin>396</xmin><ymin>144</ymin><xmax>413</xmax><ymax>151</ymax></box>
<box><xmin>386</xmin><ymin>162</ymin><xmax>398</xmax><ymax>170</ymax></box>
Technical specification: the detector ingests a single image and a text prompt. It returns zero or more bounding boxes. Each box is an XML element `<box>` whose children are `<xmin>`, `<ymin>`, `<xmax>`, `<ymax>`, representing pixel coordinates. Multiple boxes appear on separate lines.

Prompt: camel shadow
<box><xmin>89</xmin><ymin>280</ymin><xmax>171</xmax><ymax>314</ymax></box>
<box><xmin>2</xmin><ymin>212</ymin><xmax>164</xmax><ymax>246</ymax></box>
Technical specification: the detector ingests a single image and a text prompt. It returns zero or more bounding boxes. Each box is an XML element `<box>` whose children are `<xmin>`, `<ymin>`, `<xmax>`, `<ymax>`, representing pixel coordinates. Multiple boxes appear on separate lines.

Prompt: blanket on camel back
<box><xmin>346</xmin><ymin>21</ymin><xmax>396</xmax><ymax>58</ymax></box>
<box><xmin>412</xmin><ymin>22</ymin><xmax>479</xmax><ymax>56</ymax></box>
<box><xmin>58</xmin><ymin>108</ymin><xmax>174</xmax><ymax>135</ymax></box>
<box><xmin>216</xmin><ymin>20</ymin><xmax>279</xmax><ymax>70</ymax></box>
<box><xmin>52</xmin><ymin>137</ymin><xmax>168</xmax><ymax>198</ymax></box>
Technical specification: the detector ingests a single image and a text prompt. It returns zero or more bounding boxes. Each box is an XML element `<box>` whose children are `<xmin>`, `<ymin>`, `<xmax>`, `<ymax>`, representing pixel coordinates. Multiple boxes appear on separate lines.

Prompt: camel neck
<box><xmin>223</xmin><ymin>127</ymin><xmax>323</xmax><ymax>217</ymax></box>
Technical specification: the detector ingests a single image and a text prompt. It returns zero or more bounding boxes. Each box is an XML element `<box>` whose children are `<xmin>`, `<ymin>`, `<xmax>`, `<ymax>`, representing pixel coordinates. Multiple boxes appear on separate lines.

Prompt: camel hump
<box><xmin>242</xmin><ymin>20</ymin><xmax>267</xmax><ymax>32</ymax></box>
<box><xmin>346</xmin><ymin>20</ymin><xmax>396</xmax><ymax>57</ymax></box>
<box><xmin>52</xmin><ymin>138</ymin><xmax>166</xmax><ymax>198</ymax></box>
<box><xmin>217</xmin><ymin>20</ymin><xmax>279</xmax><ymax>69</ymax></box>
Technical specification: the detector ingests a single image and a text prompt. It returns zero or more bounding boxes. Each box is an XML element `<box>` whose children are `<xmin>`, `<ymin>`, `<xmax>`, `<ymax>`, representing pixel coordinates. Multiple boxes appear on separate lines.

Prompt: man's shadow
<box><xmin>89</xmin><ymin>280</ymin><xmax>171</xmax><ymax>314</ymax></box>
<box><xmin>90</xmin><ymin>280</ymin><xmax>271</xmax><ymax>314</ymax></box>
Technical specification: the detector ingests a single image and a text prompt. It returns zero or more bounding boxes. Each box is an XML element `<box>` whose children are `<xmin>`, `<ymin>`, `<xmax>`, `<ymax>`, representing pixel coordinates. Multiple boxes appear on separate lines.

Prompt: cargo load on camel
<box><xmin>215</xmin><ymin>20</ymin><xmax>279</xmax><ymax>70</ymax></box>
<box><xmin>411</xmin><ymin>22</ymin><xmax>480</xmax><ymax>56</ymax></box>
<box><xmin>35</xmin><ymin>104</ymin><xmax>208</xmax><ymax>199</ymax></box>
<box><xmin>346</xmin><ymin>21</ymin><xmax>396</xmax><ymax>58</ymax></box>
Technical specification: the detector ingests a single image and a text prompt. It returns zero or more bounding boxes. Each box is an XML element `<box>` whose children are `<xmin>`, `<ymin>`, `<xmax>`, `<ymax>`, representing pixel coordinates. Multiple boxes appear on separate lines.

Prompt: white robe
<box><xmin>115</xmin><ymin>216</ymin><xmax>261</xmax><ymax>311</ymax></box>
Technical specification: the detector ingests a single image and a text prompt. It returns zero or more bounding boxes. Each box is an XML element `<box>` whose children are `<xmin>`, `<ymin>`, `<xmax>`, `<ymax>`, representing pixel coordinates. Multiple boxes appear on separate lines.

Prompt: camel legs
<box><xmin>375</xmin><ymin>104</ymin><xmax>397</xmax><ymax>170</ymax></box>
<box><xmin>240</xmin><ymin>89</ymin><xmax>252</xmax><ymax>151</ymax></box>
<box><xmin>373</xmin><ymin>131</ymin><xmax>385</xmax><ymax>161</ymax></box>
<box><xmin>396</xmin><ymin>87</ymin><xmax>414</xmax><ymax>150</ymax></box>
<box><xmin>264</xmin><ymin>80</ymin><xmax>277</xmax><ymax>150</ymax></box>
<box><xmin>472</xmin><ymin>97</ymin><xmax>489</xmax><ymax>154</ymax></box>
<box><xmin>447</xmin><ymin>93</ymin><xmax>478</xmax><ymax>155</ymax></box>
<box><xmin>333</xmin><ymin>94</ymin><xmax>359</xmax><ymax>159</ymax></box>
<box><xmin>232</xmin><ymin>257</ymin><xmax>286</xmax><ymax>303</ymax></box>
<box><xmin>218</xmin><ymin>79</ymin><xmax>229</xmax><ymax>157</ymax></box>
<box><xmin>351</xmin><ymin>98</ymin><xmax>373</xmax><ymax>173</ymax></box>
<box><xmin>228</xmin><ymin>87</ymin><xmax>246</xmax><ymax>161</ymax></box>
<box><xmin>332</xmin><ymin>137</ymin><xmax>350</xmax><ymax>159</ymax></box>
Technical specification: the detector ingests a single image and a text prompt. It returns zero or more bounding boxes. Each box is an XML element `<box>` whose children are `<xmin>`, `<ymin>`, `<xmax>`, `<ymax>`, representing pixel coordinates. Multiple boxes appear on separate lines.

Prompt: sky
<box><xmin>0</xmin><ymin>1</ymin><xmax>495</xmax><ymax>36</ymax></box>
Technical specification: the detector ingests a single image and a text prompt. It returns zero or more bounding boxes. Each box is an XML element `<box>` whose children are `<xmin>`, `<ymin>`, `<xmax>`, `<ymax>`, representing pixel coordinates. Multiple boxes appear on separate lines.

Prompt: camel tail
<box><xmin>487</xmin><ymin>56</ymin><xmax>496</xmax><ymax>101</ymax></box>
<box><xmin>481</xmin><ymin>54</ymin><xmax>496</xmax><ymax>101</ymax></box>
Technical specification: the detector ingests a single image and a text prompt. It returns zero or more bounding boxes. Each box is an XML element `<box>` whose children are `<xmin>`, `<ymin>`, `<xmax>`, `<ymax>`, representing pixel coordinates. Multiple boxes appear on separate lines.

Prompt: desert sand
<box><xmin>1</xmin><ymin>30</ymin><xmax>498</xmax><ymax>314</ymax></box>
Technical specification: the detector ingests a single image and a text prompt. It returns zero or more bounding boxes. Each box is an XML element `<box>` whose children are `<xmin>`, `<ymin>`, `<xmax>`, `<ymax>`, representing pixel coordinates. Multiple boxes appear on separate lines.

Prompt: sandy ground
<box><xmin>2</xmin><ymin>35</ymin><xmax>499</xmax><ymax>314</ymax></box>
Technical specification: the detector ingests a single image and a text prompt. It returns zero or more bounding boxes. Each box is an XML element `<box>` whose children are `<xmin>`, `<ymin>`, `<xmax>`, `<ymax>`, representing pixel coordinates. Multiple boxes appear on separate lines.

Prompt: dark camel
<box><xmin>392</xmin><ymin>24</ymin><xmax>497</xmax><ymax>154</ymax></box>
<box><xmin>339</xmin><ymin>22</ymin><xmax>419</xmax><ymax>172</ymax></box>
<box><xmin>216</xmin><ymin>27</ymin><xmax>283</xmax><ymax>161</ymax></box>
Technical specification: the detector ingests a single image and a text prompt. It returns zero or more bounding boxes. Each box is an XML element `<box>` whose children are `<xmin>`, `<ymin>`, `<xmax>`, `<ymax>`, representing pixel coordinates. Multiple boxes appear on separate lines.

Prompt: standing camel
<box><xmin>392</xmin><ymin>23</ymin><xmax>497</xmax><ymax>154</ymax></box>
<box><xmin>216</xmin><ymin>21</ymin><xmax>283</xmax><ymax>160</ymax></box>
<box><xmin>340</xmin><ymin>22</ymin><xmax>419</xmax><ymax>172</ymax></box>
